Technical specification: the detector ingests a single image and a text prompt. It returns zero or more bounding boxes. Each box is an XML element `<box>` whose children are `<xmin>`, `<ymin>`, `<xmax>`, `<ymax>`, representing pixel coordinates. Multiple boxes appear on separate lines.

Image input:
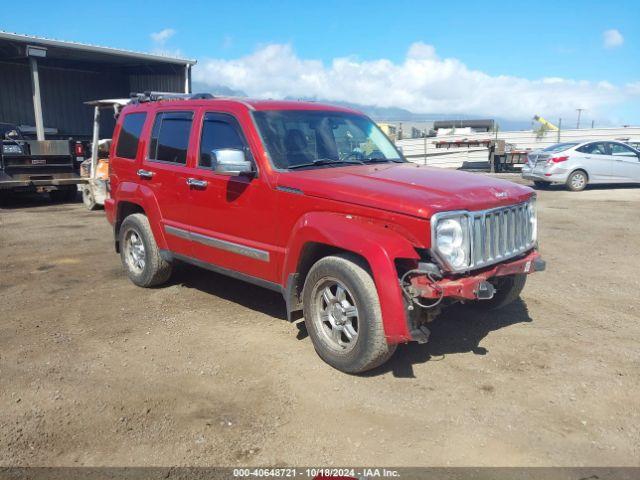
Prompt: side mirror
<box><xmin>211</xmin><ymin>148</ymin><xmax>254</xmax><ymax>176</ymax></box>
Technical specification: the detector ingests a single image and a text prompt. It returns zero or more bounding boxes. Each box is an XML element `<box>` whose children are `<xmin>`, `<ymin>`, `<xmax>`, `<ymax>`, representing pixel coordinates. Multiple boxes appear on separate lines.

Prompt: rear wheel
<box><xmin>466</xmin><ymin>274</ymin><xmax>527</xmax><ymax>311</ymax></box>
<box><xmin>82</xmin><ymin>186</ymin><xmax>99</xmax><ymax>210</ymax></box>
<box><xmin>119</xmin><ymin>213</ymin><xmax>172</xmax><ymax>287</ymax></box>
<box><xmin>566</xmin><ymin>170</ymin><xmax>588</xmax><ymax>191</ymax></box>
<box><xmin>302</xmin><ymin>254</ymin><xmax>396</xmax><ymax>373</ymax></box>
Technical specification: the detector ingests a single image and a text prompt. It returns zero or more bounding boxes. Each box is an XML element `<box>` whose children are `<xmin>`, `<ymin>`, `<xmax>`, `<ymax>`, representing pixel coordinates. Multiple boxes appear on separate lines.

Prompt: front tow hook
<box><xmin>475</xmin><ymin>281</ymin><xmax>496</xmax><ymax>300</ymax></box>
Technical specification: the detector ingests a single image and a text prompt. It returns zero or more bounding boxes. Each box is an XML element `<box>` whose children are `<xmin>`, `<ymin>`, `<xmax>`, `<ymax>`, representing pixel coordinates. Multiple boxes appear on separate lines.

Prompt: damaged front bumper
<box><xmin>409</xmin><ymin>250</ymin><xmax>545</xmax><ymax>302</ymax></box>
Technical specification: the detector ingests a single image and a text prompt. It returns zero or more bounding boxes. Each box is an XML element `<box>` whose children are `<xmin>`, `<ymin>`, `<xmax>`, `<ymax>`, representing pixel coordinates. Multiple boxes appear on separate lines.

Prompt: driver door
<box><xmin>183</xmin><ymin>109</ymin><xmax>279</xmax><ymax>284</ymax></box>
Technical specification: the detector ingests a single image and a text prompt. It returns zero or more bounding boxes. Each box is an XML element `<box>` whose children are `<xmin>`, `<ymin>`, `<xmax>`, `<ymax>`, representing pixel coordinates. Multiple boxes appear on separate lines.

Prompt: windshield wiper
<box><xmin>288</xmin><ymin>158</ymin><xmax>364</xmax><ymax>170</ymax></box>
<box><xmin>362</xmin><ymin>157</ymin><xmax>404</xmax><ymax>163</ymax></box>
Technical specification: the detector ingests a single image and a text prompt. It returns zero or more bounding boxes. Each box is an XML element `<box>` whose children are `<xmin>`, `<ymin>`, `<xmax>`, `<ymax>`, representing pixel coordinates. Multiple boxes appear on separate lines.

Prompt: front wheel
<box><xmin>465</xmin><ymin>274</ymin><xmax>527</xmax><ymax>311</ymax></box>
<box><xmin>302</xmin><ymin>254</ymin><xmax>396</xmax><ymax>374</ymax></box>
<box><xmin>50</xmin><ymin>185</ymin><xmax>77</xmax><ymax>203</ymax></box>
<box><xmin>82</xmin><ymin>186</ymin><xmax>99</xmax><ymax>210</ymax></box>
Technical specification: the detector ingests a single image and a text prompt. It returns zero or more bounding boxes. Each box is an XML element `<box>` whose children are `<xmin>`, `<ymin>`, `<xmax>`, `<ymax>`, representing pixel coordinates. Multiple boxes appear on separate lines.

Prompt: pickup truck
<box><xmin>0</xmin><ymin>123</ymin><xmax>87</xmax><ymax>201</ymax></box>
<box><xmin>105</xmin><ymin>92</ymin><xmax>545</xmax><ymax>373</ymax></box>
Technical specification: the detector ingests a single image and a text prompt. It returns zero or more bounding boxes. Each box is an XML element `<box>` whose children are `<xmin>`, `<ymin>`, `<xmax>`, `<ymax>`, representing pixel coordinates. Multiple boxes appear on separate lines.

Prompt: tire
<box><xmin>119</xmin><ymin>213</ymin><xmax>172</xmax><ymax>287</ymax></box>
<box><xmin>533</xmin><ymin>181</ymin><xmax>549</xmax><ymax>189</ymax></box>
<box><xmin>566</xmin><ymin>170</ymin><xmax>588</xmax><ymax>192</ymax></box>
<box><xmin>466</xmin><ymin>274</ymin><xmax>527</xmax><ymax>311</ymax></box>
<box><xmin>302</xmin><ymin>253</ymin><xmax>396</xmax><ymax>373</ymax></box>
<box><xmin>82</xmin><ymin>186</ymin><xmax>99</xmax><ymax>210</ymax></box>
<box><xmin>50</xmin><ymin>185</ymin><xmax>77</xmax><ymax>203</ymax></box>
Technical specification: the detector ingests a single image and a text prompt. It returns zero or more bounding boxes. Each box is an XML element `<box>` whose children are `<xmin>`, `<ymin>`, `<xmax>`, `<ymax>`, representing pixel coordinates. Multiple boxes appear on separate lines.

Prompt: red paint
<box><xmin>107</xmin><ymin>98</ymin><xmax>539</xmax><ymax>344</ymax></box>
<box><xmin>411</xmin><ymin>250</ymin><xmax>541</xmax><ymax>301</ymax></box>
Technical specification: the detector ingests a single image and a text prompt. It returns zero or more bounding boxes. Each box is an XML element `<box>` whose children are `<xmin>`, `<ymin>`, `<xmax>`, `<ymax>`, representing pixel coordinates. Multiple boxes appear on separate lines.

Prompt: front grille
<box><xmin>469</xmin><ymin>202</ymin><xmax>535</xmax><ymax>269</ymax></box>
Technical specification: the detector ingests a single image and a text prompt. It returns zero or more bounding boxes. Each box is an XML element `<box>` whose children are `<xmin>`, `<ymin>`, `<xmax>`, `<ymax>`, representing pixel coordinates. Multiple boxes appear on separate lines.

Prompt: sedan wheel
<box><xmin>567</xmin><ymin>170</ymin><xmax>587</xmax><ymax>191</ymax></box>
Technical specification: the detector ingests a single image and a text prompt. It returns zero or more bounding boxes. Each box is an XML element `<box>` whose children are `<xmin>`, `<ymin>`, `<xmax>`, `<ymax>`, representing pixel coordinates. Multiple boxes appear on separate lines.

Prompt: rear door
<box><xmin>574</xmin><ymin>142</ymin><xmax>611</xmax><ymax>182</ymax></box>
<box><xmin>182</xmin><ymin>109</ymin><xmax>279</xmax><ymax>283</ymax></box>
<box><xmin>608</xmin><ymin>142</ymin><xmax>640</xmax><ymax>182</ymax></box>
<box><xmin>140</xmin><ymin>110</ymin><xmax>196</xmax><ymax>257</ymax></box>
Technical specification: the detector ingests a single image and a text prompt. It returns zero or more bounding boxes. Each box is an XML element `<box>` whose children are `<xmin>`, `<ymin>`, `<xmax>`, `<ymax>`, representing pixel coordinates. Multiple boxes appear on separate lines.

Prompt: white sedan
<box><xmin>522</xmin><ymin>140</ymin><xmax>640</xmax><ymax>191</ymax></box>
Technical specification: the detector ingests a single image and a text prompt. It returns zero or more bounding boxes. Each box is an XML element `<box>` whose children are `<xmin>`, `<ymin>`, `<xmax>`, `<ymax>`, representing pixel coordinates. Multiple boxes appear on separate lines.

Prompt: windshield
<box><xmin>253</xmin><ymin>110</ymin><xmax>404</xmax><ymax>169</ymax></box>
<box><xmin>542</xmin><ymin>142</ymin><xmax>579</xmax><ymax>153</ymax></box>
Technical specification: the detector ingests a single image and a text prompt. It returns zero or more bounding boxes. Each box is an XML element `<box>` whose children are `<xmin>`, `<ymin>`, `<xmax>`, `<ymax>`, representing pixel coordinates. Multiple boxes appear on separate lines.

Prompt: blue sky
<box><xmin>3</xmin><ymin>0</ymin><xmax>639</xmax><ymax>124</ymax></box>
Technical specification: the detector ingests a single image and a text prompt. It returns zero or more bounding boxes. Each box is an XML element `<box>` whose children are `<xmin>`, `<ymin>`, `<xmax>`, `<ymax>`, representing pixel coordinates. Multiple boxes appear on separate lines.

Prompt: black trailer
<box><xmin>0</xmin><ymin>31</ymin><xmax>195</xmax><ymax>200</ymax></box>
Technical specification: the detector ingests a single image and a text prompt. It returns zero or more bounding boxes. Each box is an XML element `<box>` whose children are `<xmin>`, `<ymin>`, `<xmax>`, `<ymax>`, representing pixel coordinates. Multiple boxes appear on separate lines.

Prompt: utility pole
<box><xmin>576</xmin><ymin>108</ymin><xmax>584</xmax><ymax>129</ymax></box>
<box><xmin>557</xmin><ymin>118</ymin><xmax>562</xmax><ymax>142</ymax></box>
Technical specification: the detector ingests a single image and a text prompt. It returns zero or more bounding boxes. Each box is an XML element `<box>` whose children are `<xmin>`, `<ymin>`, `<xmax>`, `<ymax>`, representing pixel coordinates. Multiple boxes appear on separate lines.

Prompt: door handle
<box><xmin>186</xmin><ymin>178</ymin><xmax>208</xmax><ymax>189</ymax></box>
<box><xmin>137</xmin><ymin>169</ymin><xmax>154</xmax><ymax>179</ymax></box>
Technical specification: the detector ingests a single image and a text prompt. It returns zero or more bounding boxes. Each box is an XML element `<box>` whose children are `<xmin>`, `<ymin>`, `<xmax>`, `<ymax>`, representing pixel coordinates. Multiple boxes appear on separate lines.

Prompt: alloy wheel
<box><xmin>312</xmin><ymin>278</ymin><xmax>359</xmax><ymax>352</ymax></box>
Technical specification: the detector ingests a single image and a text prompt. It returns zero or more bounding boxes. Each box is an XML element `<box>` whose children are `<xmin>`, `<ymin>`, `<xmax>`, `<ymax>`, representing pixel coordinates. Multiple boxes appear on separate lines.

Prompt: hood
<box><xmin>276</xmin><ymin>163</ymin><xmax>533</xmax><ymax>219</ymax></box>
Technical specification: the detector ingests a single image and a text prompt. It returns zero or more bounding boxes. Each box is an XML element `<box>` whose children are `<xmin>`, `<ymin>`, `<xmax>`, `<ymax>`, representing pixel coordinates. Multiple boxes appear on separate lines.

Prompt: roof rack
<box><xmin>130</xmin><ymin>91</ymin><xmax>214</xmax><ymax>103</ymax></box>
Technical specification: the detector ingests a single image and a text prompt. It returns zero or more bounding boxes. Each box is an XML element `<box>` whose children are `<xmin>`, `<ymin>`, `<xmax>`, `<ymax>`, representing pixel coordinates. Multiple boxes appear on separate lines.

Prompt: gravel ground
<box><xmin>1</xmin><ymin>178</ymin><xmax>639</xmax><ymax>467</ymax></box>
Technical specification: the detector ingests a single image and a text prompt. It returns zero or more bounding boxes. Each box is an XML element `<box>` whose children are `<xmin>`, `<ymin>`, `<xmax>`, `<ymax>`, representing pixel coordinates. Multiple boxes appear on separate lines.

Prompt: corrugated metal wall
<box><xmin>0</xmin><ymin>61</ymin><xmax>35</xmax><ymax>128</ymax></box>
<box><xmin>129</xmin><ymin>72</ymin><xmax>184</xmax><ymax>95</ymax></box>
<box><xmin>0</xmin><ymin>60</ymin><xmax>185</xmax><ymax>137</ymax></box>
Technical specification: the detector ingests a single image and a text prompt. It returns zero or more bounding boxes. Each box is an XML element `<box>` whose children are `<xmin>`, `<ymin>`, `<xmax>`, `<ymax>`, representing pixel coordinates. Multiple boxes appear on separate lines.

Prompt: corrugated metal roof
<box><xmin>0</xmin><ymin>30</ymin><xmax>196</xmax><ymax>65</ymax></box>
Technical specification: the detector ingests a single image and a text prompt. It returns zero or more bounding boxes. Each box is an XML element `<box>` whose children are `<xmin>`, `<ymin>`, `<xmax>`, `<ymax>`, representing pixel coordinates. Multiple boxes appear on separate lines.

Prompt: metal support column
<box><xmin>90</xmin><ymin>106</ymin><xmax>101</xmax><ymax>180</ymax></box>
<box><xmin>29</xmin><ymin>56</ymin><xmax>45</xmax><ymax>141</ymax></box>
<box><xmin>184</xmin><ymin>64</ymin><xmax>191</xmax><ymax>94</ymax></box>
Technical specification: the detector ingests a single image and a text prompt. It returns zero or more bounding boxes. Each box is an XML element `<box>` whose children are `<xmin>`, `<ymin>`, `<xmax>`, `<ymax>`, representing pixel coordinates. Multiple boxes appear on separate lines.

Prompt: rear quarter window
<box><xmin>115</xmin><ymin>113</ymin><xmax>147</xmax><ymax>159</ymax></box>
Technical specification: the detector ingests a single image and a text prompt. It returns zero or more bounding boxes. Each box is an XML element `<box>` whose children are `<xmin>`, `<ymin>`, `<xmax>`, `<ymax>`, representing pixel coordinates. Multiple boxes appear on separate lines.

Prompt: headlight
<box><xmin>528</xmin><ymin>197</ymin><xmax>537</xmax><ymax>243</ymax></box>
<box><xmin>432</xmin><ymin>213</ymin><xmax>471</xmax><ymax>271</ymax></box>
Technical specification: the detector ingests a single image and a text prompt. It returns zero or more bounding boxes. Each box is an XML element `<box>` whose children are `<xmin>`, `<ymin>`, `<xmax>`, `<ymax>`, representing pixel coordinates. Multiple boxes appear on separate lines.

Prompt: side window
<box><xmin>609</xmin><ymin>143</ymin><xmax>638</xmax><ymax>157</ymax></box>
<box><xmin>199</xmin><ymin>113</ymin><xmax>248</xmax><ymax>168</ymax></box>
<box><xmin>115</xmin><ymin>112</ymin><xmax>146</xmax><ymax>159</ymax></box>
<box><xmin>148</xmin><ymin>111</ymin><xmax>193</xmax><ymax>164</ymax></box>
<box><xmin>576</xmin><ymin>142</ymin><xmax>607</xmax><ymax>155</ymax></box>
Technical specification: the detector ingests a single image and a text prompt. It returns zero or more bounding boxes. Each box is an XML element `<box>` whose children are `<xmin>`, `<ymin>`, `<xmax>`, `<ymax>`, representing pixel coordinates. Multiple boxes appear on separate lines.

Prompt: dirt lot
<box><xmin>1</xmin><ymin>178</ymin><xmax>639</xmax><ymax>467</ymax></box>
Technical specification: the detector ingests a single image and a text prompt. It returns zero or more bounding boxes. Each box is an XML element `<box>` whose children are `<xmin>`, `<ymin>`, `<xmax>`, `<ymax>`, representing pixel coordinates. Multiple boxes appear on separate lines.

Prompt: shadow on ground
<box><xmin>169</xmin><ymin>262</ymin><xmax>288</xmax><ymax>320</ymax></box>
<box><xmin>169</xmin><ymin>262</ymin><xmax>532</xmax><ymax>378</ymax></box>
<box><xmin>0</xmin><ymin>191</ymin><xmax>80</xmax><ymax>209</ymax></box>
<box><xmin>365</xmin><ymin>298</ymin><xmax>532</xmax><ymax>378</ymax></box>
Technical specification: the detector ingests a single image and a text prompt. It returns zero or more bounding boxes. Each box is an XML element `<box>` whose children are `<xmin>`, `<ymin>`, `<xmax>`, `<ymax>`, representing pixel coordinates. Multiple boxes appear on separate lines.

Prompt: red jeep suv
<box><xmin>105</xmin><ymin>92</ymin><xmax>545</xmax><ymax>373</ymax></box>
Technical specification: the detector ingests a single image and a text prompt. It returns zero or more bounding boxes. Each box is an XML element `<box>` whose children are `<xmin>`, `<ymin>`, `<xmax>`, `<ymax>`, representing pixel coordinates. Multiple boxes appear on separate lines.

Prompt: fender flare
<box><xmin>282</xmin><ymin>212</ymin><xmax>420</xmax><ymax>343</ymax></box>
<box><xmin>113</xmin><ymin>182</ymin><xmax>168</xmax><ymax>250</ymax></box>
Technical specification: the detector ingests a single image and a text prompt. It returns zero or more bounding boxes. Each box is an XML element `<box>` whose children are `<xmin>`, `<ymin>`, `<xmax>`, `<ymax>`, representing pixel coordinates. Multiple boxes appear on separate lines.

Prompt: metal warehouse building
<box><xmin>0</xmin><ymin>31</ymin><xmax>196</xmax><ymax>140</ymax></box>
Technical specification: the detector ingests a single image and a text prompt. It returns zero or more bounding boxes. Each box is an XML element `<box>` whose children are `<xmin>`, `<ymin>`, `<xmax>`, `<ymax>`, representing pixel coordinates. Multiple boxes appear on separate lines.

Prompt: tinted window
<box><xmin>609</xmin><ymin>143</ymin><xmax>638</xmax><ymax>157</ymax></box>
<box><xmin>115</xmin><ymin>113</ymin><xmax>146</xmax><ymax>159</ymax></box>
<box><xmin>199</xmin><ymin>114</ymin><xmax>247</xmax><ymax>168</ymax></box>
<box><xmin>576</xmin><ymin>142</ymin><xmax>607</xmax><ymax>155</ymax></box>
<box><xmin>149</xmin><ymin>111</ymin><xmax>193</xmax><ymax>164</ymax></box>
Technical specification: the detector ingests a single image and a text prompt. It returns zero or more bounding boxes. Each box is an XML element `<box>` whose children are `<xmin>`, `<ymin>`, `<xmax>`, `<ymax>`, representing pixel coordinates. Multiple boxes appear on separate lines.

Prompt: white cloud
<box><xmin>150</xmin><ymin>28</ymin><xmax>176</xmax><ymax>45</ymax></box>
<box><xmin>603</xmin><ymin>29</ymin><xmax>624</xmax><ymax>48</ymax></box>
<box><xmin>193</xmin><ymin>42</ymin><xmax>639</xmax><ymax>120</ymax></box>
<box><xmin>150</xmin><ymin>28</ymin><xmax>182</xmax><ymax>58</ymax></box>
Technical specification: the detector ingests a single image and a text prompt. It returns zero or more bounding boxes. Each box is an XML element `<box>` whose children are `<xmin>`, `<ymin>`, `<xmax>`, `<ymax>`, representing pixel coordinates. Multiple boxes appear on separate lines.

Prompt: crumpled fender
<box><xmin>282</xmin><ymin>212</ymin><xmax>420</xmax><ymax>343</ymax></box>
<box><xmin>112</xmin><ymin>181</ymin><xmax>168</xmax><ymax>250</ymax></box>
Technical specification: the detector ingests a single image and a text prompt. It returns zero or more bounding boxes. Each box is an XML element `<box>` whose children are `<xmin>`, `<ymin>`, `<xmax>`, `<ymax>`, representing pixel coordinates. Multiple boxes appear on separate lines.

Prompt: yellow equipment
<box><xmin>533</xmin><ymin>115</ymin><xmax>559</xmax><ymax>131</ymax></box>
